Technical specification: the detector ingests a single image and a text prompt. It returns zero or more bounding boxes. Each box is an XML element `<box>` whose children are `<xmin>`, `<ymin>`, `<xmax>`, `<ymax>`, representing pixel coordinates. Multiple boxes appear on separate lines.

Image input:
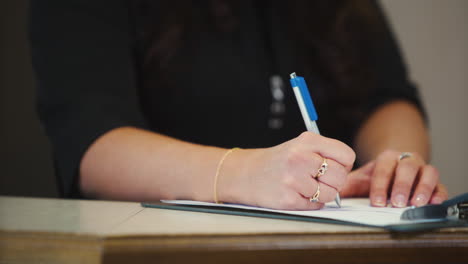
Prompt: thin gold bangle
<box><xmin>213</xmin><ymin>147</ymin><xmax>239</xmax><ymax>204</ymax></box>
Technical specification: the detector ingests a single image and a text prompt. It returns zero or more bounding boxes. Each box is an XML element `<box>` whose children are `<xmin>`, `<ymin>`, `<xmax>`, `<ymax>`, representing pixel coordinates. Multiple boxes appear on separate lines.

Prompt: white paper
<box><xmin>162</xmin><ymin>198</ymin><xmax>436</xmax><ymax>227</ymax></box>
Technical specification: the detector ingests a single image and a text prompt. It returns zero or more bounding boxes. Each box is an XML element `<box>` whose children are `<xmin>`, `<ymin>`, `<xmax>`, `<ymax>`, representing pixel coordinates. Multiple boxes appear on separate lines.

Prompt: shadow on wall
<box><xmin>0</xmin><ymin>0</ymin><xmax>58</xmax><ymax>197</ymax></box>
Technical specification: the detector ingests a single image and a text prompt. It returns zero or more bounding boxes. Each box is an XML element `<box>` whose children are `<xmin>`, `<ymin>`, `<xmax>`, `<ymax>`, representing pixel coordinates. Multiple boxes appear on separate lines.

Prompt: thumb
<box><xmin>340</xmin><ymin>161</ymin><xmax>376</xmax><ymax>198</ymax></box>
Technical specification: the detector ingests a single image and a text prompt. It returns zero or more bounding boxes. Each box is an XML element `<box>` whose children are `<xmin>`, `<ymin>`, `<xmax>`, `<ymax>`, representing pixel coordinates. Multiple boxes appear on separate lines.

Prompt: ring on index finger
<box><xmin>314</xmin><ymin>158</ymin><xmax>328</xmax><ymax>178</ymax></box>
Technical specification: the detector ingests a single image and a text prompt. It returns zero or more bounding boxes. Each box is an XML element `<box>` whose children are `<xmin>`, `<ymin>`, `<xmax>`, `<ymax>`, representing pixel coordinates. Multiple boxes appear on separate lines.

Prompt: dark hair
<box><xmin>132</xmin><ymin>0</ymin><xmax>384</xmax><ymax>142</ymax></box>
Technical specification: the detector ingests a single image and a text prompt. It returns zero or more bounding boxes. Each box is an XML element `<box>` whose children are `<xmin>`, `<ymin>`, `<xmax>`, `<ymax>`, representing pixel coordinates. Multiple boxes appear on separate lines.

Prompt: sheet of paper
<box><xmin>162</xmin><ymin>198</ymin><xmax>435</xmax><ymax>227</ymax></box>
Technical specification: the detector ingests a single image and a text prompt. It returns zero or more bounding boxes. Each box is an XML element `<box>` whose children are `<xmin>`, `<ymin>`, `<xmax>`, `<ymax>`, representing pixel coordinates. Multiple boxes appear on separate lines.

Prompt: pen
<box><xmin>289</xmin><ymin>72</ymin><xmax>341</xmax><ymax>208</ymax></box>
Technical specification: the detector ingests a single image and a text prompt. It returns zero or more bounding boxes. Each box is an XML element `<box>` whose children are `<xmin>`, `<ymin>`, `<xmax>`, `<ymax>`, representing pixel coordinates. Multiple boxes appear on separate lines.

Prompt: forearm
<box><xmin>79</xmin><ymin>127</ymin><xmax>227</xmax><ymax>202</ymax></box>
<box><xmin>354</xmin><ymin>100</ymin><xmax>430</xmax><ymax>164</ymax></box>
<box><xmin>78</xmin><ymin>126</ymin><xmax>357</xmax><ymax>210</ymax></box>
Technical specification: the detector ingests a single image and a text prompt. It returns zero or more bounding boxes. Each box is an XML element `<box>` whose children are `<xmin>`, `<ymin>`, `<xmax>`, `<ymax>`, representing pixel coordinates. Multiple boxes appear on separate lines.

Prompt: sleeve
<box><xmin>366</xmin><ymin>1</ymin><xmax>427</xmax><ymax>120</ymax></box>
<box><xmin>30</xmin><ymin>0</ymin><xmax>148</xmax><ymax>198</ymax></box>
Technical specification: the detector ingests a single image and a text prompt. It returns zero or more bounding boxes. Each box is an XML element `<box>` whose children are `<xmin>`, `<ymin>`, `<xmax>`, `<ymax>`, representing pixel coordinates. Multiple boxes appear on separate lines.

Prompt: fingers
<box><xmin>340</xmin><ymin>161</ymin><xmax>375</xmax><ymax>198</ymax></box>
<box><xmin>370</xmin><ymin>150</ymin><xmax>398</xmax><ymax>207</ymax></box>
<box><xmin>280</xmin><ymin>157</ymin><xmax>341</xmax><ymax>210</ymax></box>
<box><xmin>296</xmin><ymin>132</ymin><xmax>356</xmax><ymax>170</ymax></box>
<box><xmin>275</xmin><ymin>191</ymin><xmax>325</xmax><ymax>211</ymax></box>
<box><xmin>272</xmin><ymin>138</ymin><xmax>447</xmax><ymax>211</ymax></box>
<box><xmin>410</xmin><ymin>165</ymin><xmax>439</xmax><ymax>206</ymax></box>
<box><xmin>369</xmin><ymin>150</ymin><xmax>444</xmax><ymax>208</ymax></box>
<box><xmin>300</xmin><ymin>180</ymin><xmax>339</xmax><ymax>204</ymax></box>
<box><xmin>283</xmin><ymin>149</ymin><xmax>348</xmax><ymax>195</ymax></box>
<box><xmin>390</xmin><ymin>153</ymin><xmax>424</xmax><ymax>207</ymax></box>
<box><xmin>278</xmin><ymin>180</ymin><xmax>336</xmax><ymax>211</ymax></box>
<box><xmin>429</xmin><ymin>183</ymin><xmax>448</xmax><ymax>204</ymax></box>
<box><xmin>267</xmin><ymin>132</ymin><xmax>354</xmax><ymax>210</ymax></box>
<box><xmin>313</xmin><ymin>157</ymin><xmax>348</xmax><ymax>192</ymax></box>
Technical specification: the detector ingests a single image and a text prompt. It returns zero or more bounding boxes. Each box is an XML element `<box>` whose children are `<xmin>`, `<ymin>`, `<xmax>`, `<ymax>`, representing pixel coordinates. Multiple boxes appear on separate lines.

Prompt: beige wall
<box><xmin>380</xmin><ymin>0</ymin><xmax>468</xmax><ymax>196</ymax></box>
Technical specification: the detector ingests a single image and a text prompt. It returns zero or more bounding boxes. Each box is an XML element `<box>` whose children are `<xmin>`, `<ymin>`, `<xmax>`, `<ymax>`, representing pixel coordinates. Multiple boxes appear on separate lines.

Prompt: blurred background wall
<box><xmin>381</xmin><ymin>0</ymin><xmax>468</xmax><ymax>196</ymax></box>
<box><xmin>0</xmin><ymin>0</ymin><xmax>466</xmax><ymax>198</ymax></box>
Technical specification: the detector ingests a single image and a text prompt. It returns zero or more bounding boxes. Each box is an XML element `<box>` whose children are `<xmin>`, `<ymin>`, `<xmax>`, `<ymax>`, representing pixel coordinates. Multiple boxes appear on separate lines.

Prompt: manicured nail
<box><xmin>393</xmin><ymin>194</ymin><xmax>407</xmax><ymax>208</ymax></box>
<box><xmin>414</xmin><ymin>194</ymin><xmax>427</xmax><ymax>206</ymax></box>
<box><xmin>432</xmin><ymin>197</ymin><xmax>443</xmax><ymax>204</ymax></box>
<box><xmin>374</xmin><ymin>196</ymin><xmax>386</xmax><ymax>207</ymax></box>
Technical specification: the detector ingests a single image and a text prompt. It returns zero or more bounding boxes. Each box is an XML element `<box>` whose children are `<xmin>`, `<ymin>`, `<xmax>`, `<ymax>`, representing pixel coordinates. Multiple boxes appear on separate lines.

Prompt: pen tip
<box><xmin>335</xmin><ymin>194</ymin><xmax>341</xmax><ymax>208</ymax></box>
<box><xmin>290</xmin><ymin>72</ymin><xmax>297</xmax><ymax>79</ymax></box>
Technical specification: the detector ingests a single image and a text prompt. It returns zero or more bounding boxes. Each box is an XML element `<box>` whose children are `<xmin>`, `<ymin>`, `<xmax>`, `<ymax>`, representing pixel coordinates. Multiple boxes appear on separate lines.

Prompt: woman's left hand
<box><xmin>340</xmin><ymin>149</ymin><xmax>448</xmax><ymax>207</ymax></box>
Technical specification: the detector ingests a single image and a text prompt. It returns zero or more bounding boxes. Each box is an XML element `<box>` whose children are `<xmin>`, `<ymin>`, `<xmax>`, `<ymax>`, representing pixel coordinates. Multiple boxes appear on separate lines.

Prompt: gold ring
<box><xmin>314</xmin><ymin>158</ymin><xmax>328</xmax><ymax>178</ymax></box>
<box><xmin>399</xmin><ymin>152</ymin><xmax>413</xmax><ymax>161</ymax></box>
<box><xmin>310</xmin><ymin>183</ymin><xmax>320</xmax><ymax>203</ymax></box>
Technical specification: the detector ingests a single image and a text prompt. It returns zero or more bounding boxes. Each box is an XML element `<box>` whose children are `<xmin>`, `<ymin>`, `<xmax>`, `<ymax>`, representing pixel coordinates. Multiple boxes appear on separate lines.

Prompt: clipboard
<box><xmin>142</xmin><ymin>193</ymin><xmax>468</xmax><ymax>232</ymax></box>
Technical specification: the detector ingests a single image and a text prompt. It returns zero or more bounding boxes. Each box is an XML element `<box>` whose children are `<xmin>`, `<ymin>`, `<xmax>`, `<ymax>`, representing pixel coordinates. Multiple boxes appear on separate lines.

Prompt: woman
<box><xmin>30</xmin><ymin>0</ymin><xmax>447</xmax><ymax>210</ymax></box>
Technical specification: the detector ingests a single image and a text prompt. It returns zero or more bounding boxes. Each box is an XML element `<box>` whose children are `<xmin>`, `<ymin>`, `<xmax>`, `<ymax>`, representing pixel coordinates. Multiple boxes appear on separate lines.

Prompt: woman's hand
<box><xmin>340</xmin><ymin>149</ymin><xmax>448</xmax><ymax>207</ymax></box>
<box><xmin>219</xmin><ymin>132</ymin><xmax>355</xmax><ymax>210</ymax></box>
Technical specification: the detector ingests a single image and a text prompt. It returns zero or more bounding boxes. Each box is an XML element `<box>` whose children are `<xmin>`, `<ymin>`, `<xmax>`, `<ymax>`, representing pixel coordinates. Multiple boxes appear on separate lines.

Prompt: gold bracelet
<box><xmin>213</xmin><ymin>147</ymin><xmax>239</xmax><ymax>204</ymax></box>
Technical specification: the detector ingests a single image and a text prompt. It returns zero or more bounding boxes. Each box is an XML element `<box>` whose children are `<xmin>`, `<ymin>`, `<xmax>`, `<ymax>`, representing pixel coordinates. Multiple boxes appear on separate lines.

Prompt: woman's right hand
<box><xmin>219</xmin><ymin>132</ymin><xmax>356</xmax><ymax>210</ymax></box>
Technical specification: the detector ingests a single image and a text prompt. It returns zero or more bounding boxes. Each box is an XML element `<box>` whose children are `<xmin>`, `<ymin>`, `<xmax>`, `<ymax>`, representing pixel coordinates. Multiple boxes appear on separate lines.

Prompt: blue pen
<box><xmin>289</xmin><ymin>72</ymin><xmax>342</xmax><ymax>208</ymax></box>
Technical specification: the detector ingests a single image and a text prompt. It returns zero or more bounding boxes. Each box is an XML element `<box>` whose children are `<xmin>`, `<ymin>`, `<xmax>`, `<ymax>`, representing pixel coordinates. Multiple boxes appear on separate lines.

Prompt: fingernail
<box><xmin>393</xmin><ymin>194</ymin><xmax>407</xmax><ymax>208</ymax></box>
<box><xmin>373</xmin><ymin>196</ymin><xmax>386</xmax><ymax>207</ymax></box>
<box><xmin>432</xmin><ymin>197</ymin><xmax>443</xmax><ymax>204</ymax></box>
<box><xmin>414</xmin><ymin>194</ymin><xmax>427</xmax><ymax>206</ymax></box>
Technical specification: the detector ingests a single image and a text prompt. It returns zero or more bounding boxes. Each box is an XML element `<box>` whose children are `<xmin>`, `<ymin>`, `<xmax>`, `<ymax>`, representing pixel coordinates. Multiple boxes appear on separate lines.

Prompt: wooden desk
<box><xmin>1</xmin><ymin>196</ymin><xmax>467</xmax><ymax>264</ymax></box>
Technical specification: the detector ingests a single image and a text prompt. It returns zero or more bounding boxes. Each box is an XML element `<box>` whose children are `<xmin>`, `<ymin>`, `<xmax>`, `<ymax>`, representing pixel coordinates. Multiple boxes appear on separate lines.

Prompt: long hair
<box><xmin>131</xmin><ymin>0</ymin><xmax>384</xmax><ymax>143</ymax></box>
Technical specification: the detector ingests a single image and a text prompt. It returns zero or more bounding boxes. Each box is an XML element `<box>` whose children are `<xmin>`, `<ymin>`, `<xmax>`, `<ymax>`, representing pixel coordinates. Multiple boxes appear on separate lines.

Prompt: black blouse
<box><xmin>30</xmin><ymin>0</ymin><xmax>424</xmax><ymax>198</ymax></box>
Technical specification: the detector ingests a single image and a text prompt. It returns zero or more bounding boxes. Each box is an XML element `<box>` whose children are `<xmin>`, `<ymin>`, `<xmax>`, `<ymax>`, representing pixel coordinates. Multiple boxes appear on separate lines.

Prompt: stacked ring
<box><xmin>314</xmin><ymin>158</ymin><xmax>328</xmax><ymax>178</ymax></box>
<box><xmin>310</xmin><ymin>184</ymin><xmax>320</xmax><ymax>203</ymax></box>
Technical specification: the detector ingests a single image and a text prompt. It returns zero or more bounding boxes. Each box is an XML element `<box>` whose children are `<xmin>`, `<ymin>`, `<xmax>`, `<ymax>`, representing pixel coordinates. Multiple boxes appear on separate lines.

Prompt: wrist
<box><xmin>216</xmin><ymin>148</ymin><xmax>256</xmax><ymax>205</ymax></box>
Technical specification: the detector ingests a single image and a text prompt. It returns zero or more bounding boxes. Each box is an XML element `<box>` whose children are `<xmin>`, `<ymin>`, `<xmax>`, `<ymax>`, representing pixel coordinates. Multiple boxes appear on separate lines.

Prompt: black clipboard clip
<box><xmin>401</xmin><ymin>192</ymin><xmax>468</xmax><ymax>221</ymax></box>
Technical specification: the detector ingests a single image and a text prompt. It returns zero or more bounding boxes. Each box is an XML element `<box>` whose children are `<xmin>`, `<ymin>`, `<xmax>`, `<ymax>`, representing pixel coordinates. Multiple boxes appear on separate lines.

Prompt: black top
<box><xmin>30</xmin><ymin>0</ymin><xmax>424</xmax><ymax>198</ymax></box>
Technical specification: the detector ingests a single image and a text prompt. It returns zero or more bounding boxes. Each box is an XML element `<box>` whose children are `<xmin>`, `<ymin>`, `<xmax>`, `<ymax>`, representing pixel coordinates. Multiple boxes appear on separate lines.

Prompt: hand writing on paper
<box><xmin>221</xmin><ymin>132</ymin><xmax>355</xmax><ymax>210</ymax></box>
<box><xmin>340</xmin><ymin>149</ymin><xmax>448</xmax><ymax>207</ymax></box>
